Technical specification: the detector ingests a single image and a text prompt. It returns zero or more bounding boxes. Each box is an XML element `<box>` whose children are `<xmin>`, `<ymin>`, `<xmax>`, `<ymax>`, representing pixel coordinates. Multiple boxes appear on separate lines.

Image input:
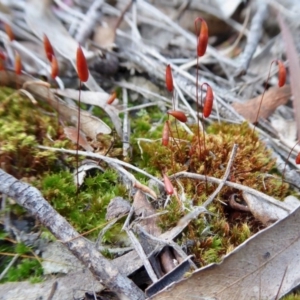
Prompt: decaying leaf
<box><xmin>278</xmin><ymin>14</ymin><xmax>300</xmax><ymax>140</ymax></box>
<box><xmin>73</xmin><ymin>160</ymin><xmax>104</xmax><ymax>187</ymax></box>
<box><xmin>111</xmin><ymin>206</ymin><xmax>210</xmax><ymax>278</ymax></box>
<box><xmin>232</xmin><ymin>85</ymin><xmax>291</xmax><ymax>123</ymax></box>
<box><xmin>63</xmin><ymin>102</ymin><xmax>111</xmax><ymax>139</ymax></box>
<box><xmin>106</xmin><ymin>197</ymin><xmax>131</xmax><ymax>221</ymax></box>
<box><xmin>64</xmin><ymin>126</ymin><xmax>94</xmax><ymax>152</ymax></box>
<box><xmin>55</xmin><ymin>89</ymin><xmax>122</xmax><ymax>137</ymax></box>
<box><xmin>0</xmin><ymin>71</ymin><xmax>111</xmax><ymax>138</ymax></box>
<box><xmin>133</xmin><ymin>190</ymin><xmax>161</xmax><ymax>237</ymax></box>
<box><xmin>132</xmin><ymin>191</ymin><xmax>189</xmax><ymax>291</ymax></box>
<box><xmin>150</xmin><ymin>205</ymin><xmax>300</xmax><ymax>300</ymax></box>
<box><xmin>42</xmin><ymin>241</ymin><xmax>85</xmax><ymax>274</ymax></box>
<box><xmin>242</xmin><ymin>192</ymin><xmax>300</xmax><ymax>225</ymax></box>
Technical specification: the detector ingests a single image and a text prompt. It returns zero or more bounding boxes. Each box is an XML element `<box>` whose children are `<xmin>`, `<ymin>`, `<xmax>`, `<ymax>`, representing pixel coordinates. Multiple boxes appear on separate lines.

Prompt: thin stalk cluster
<box><xmin>161</xmin><ymin>18</ymin><xmax>214</xmax><ymax>197</ymax></box>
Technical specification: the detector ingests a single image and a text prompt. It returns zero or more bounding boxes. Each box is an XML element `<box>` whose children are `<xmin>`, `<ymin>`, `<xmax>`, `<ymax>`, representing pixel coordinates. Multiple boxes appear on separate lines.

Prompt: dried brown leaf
<box><xmin>74</xmin><ymin>160</ymin><xmax>104</xmax><ymax>187</ymax></box>
<box><xmin>277</xmin><ymin>14</ymin><xmax>300</xmax><ymax>140</ymax></box>
<box><xmin>0</xmin><ymin>71</ymin><xmax>111</xmax><ymax>139</ymax></box>
<box><xmin>242</xmin><ymin>192</ymin><xmax>299</xmax><ymax>226</ymax></box>
<box><xmin>150</xmin><ymin>205</ymin><xmax>300</xmax><ymax>300</ymax></box>
<box><xmin>54</xmin><ymin>89</ymin><xmax>121</xmax><ymax>137</ymax></box>
<box><xmin>64</xmin><ymin>126</ymin><xmax>93</xmax><ymax>152</ymax></box>
<box><xmin>133</xmin><ymin>190</ymin><xmax>161</xmax><ymax>237</ymax></box>
<box><xmin>232</xmin><ymin>85</ymin><xmax>291</xmax><ymax>123</ymax></box>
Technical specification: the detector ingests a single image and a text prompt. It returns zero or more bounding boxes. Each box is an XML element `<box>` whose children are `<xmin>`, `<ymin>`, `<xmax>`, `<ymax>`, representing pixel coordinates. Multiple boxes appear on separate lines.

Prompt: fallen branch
<box><xmin>235</xmin><ymin>1</ymin><xmax>268</xmax><ymax>76</ymax></box>
<box><xmin>173</xmin><ymin>171</ymin><xmax>291</xmax><ymax>212</ymax></box>
<box><xmin>0</xmin><ymin>168</ymin><xmax>145</xmax><ymax>300</ymax></box>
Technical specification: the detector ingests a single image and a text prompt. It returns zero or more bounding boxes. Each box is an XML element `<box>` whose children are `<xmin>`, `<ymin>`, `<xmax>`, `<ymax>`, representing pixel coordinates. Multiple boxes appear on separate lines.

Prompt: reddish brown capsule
<box><xmin>106</xmin><ymin>91</ymin><xmax>117</xmax><ymax>105</ymax></box>
<box><xmin>4</xmin><ymin>23</ymin><xmax>14</xmax><ymax>41</ymax></box>
<box><xmin>51</xmin><ymin>55</ymin><xmax>59</xmax><ymax>79</ymax></box>
<box><xmin>167</xmin><ymin>110</ymin><xmax>187</xmax><ymax>123</ymax></box>
<box><xmin>296</xmin><ymin>152</ymin><xmax>300</xmax><ymax>164</ymax></box>
<box><xmin>162</xmin><ymin>121</ymin><xmax>169</xmax><ymax>146</ymax></box>
<box><xmin>0</xmin><ymin>51</ymin><xmax>6</xmax><ymax>61</ymax></box>
<box><xmin>195</xmin><ymin>18</ymin><xmax>208</xmax><ymax>57</ymax></box>
<box><xmin>277</xmin><ymin>60</ymin><xmax>286</xmax><ymax>87</ymax></box>
<box><xmin>165</xmin><ymin>64</ymin><xmax>173</xmax><ymax>92</ymax></box>
<box><xmin>76</xmin><ymin>45</ymin><xmax>89</xmax><ymax>82</ymax></box>
<box><xmin>43</xmin><ymin>34</ymin><xmax>55</xmax><ymax>62</ymax></box>
<box><xmin>163</xmin><ymin>173</ymin><xmax>174</xmax><ymax>195</ymax></box>
<box><xmin>203</xmin><ymin>85</ymin><xmax>213</xmax><ymax>118</ymax></box>
<box><xmin>14</xmin><ymin>52</ymin><xmax>22</xmax><ymax>75</ymax></box>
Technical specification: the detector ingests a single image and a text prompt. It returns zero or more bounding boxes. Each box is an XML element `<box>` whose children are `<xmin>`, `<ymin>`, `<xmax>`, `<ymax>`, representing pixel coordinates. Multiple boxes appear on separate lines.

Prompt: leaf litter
<box><xmin>1</xmin><ymin>1</ymin><xmax>300</xmax><ymax>299</ymax></box>
<box><xmin>150</xmin><ymin>203</ymin><xmax>300</xmax><ymax>300</ymax></box>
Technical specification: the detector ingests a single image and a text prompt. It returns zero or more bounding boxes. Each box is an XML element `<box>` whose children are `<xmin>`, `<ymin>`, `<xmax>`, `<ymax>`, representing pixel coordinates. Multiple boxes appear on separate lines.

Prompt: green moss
<box><xmin>2</xmin><ymin>258</ymin><xmax>43</xmax><ymax>283</ymax></box>
<box><xmin>0</xmin><ymin>235</ymin><xmax>43</xmax><ymax>283</ymax></box>
<box><xmin>101</xmin><ymin>221</ymin><xmax>130</xmax><ymax>247</ymax></box>
<box><xmin>159</xmin><ymin>198</ymin><xmax>184</xmax><ymax>231</ymax></box>
<box><xmin>133</xmin><ymin>121</ymin><xmax>289</xmax><ymax>202</ymax></box>
<box><xmin>201</xmin><ymin>236</ymin><xmax>223</xmax><ymax>264</ymax></box>
<box><xmin>0</xmin><ymin>87</ymin><xmax>133</xmax><ymax>282</ymax></box>
<box><xmin>0</xmin><ymin>87</ymin><xmax>75</xmax><ymax>179</ymax></box>
<box><xmin>0</xmin><ymin>81</ymin><xmax>297</xmax><ymax>280</ymax></box>
<box><xmin>131</xmin><ymin>107</ymin><xmax>165</xmax><ymax>140</ymax></box>
<box><xmin>40</xmin><ymin>169</ymin><xmax>127</xmax><ymax>238</ymax></box>
<box><xmin>283</xmin><ymin>294</ymin><xmax>300</xmax><ymax>300</ymax></box>
<box><xmin>130</xmin><ymin>119</ymin><xmax>293</xmax><ymax>267</ymax></box>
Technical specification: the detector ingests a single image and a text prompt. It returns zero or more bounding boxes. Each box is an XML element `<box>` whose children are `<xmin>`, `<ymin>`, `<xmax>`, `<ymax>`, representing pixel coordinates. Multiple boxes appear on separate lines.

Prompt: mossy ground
<box><xmin>0</xmin><ymin>88</ymin><xmax>128</xmax><ymax>282</ymax></box>
<box><xmin>131</xmin><ymin>112</ymin><xmax>290</xmax><ymax>266</ymax></box>
<box><xmin>0</xmin><ymin>87</ymin><xmax>295</xmax><ymax>286</ymax></box>
<box><xmin>0</xmin><ymin>232</ymin><xmax>43</xmax><ymax>283</ymax></box>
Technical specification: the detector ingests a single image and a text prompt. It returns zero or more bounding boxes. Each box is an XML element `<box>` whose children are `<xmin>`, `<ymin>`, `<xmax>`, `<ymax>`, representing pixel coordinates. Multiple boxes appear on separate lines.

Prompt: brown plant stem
<box><xmin>76</xmin><ymin>81</ymin><xmax>82</xmax><ymax>191</ymax></box>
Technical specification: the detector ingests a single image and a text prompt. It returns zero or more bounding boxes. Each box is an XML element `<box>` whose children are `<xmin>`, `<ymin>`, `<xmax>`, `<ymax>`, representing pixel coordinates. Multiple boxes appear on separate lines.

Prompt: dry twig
<box><xmin>235</xmin><ymin>1</ymin><xmax>268</xmax><ymax>76</ymax></box>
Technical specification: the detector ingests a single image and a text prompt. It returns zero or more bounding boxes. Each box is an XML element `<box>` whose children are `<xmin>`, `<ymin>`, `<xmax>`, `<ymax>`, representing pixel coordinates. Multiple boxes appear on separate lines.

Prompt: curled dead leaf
<box><xmin>54</xmin><ymin>89</ymin><xmax>121</xmax><ymax>137</ymax></box>
<box><xmin>133</xmin><ymin>190</ymin><xmax>160</xmax><ymax>236</ymax></box>
<box><xmin>134</xmin><ymin>181</ymin><xmax>157</xmax><ymax>200</ymax></box>
<box><xmin>150</xmin><ymin>204</ymin><xmax>300</xmax><ymax>299</ymax></box>
<box><xmin>64</xmin><ymin>126</ymin><xmax>93</xmax><ymax>152</ymax></box>
<box><xmin>73</xmin><ymin>160</ymin><xmax>104</xmax><ymax>187</ymax></box>
<box><xmin>232</xmin><ymin>85</ymin><xmax>291</xmax><ymax>123</ymax></box>
<box><xmin>242</xmin><ymin>192</ymin><xmax>299</xmax><ymax>225</ymax></box>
